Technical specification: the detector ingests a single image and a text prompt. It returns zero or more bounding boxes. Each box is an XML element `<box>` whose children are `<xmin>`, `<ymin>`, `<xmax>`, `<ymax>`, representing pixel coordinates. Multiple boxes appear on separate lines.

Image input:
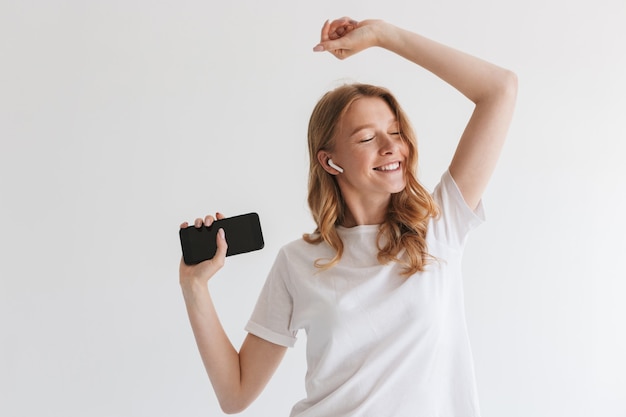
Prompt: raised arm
<box><xmin>179</xmin><ymin>214</ymin><xmax>287</xmax><ymax>414</ymax></box>
<box><xmin>314</xmin><ymin>18</ymin><xmax>518</xmax><ymax>209</ymax></box>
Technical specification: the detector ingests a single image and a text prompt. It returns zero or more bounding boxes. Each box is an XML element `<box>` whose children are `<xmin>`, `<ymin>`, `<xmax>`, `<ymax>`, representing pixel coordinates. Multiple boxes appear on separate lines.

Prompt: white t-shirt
<box><xmin>246</xmin><ymin>170</ymin><xmax>485</xmax><ymax>417</ymax></box>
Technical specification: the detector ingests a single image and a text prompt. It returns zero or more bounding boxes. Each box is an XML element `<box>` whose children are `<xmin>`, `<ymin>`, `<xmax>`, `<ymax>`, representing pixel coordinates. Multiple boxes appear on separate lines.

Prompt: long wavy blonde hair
<box><xmin>303</xmin><ymin>83</ymin><xmax>439</xmax><ymax>276</ymax></box>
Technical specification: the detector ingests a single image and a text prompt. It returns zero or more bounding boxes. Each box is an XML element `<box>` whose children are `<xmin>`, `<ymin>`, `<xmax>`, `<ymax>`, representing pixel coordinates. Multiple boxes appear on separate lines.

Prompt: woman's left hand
<box><xmin>313</xmin><ymin>17</ymin><xmax>386</xmax><ymax>60</ymax></box>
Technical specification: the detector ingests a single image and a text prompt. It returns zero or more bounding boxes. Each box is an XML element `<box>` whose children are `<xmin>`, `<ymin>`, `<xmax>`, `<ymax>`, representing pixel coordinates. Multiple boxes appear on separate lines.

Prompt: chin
<box><xmin>390</xmin><ymin>184</ymin><xmax>406</xmax><ymax>194</ymax></box>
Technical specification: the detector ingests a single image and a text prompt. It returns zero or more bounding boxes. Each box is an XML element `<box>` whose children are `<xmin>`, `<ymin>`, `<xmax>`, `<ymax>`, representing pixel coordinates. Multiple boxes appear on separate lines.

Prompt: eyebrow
<box><xmin>349</xmin><ymin>118</ymin><xmax>399</xmax><ymax>137</ymax></box>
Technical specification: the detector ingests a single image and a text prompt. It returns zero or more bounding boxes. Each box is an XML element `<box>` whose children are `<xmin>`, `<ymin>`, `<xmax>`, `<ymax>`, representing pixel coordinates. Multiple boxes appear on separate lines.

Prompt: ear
<box><xmin>317</xmin><ymin>150</ymin><xmax>338</xmax><ymax>174</ymax></box>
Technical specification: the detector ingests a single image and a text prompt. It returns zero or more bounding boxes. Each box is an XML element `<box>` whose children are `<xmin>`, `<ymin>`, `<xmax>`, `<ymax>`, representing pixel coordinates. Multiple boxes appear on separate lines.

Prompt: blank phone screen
<box><xmin>179</xmin><ymin>213</ymin><xmax>265</xmax><ymax>265</ymax></box>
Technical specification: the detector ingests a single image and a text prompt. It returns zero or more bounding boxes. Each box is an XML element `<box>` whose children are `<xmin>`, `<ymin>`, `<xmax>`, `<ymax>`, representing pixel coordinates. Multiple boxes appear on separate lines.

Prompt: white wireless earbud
<box><xmin>328</xmin><ymin>159</ymin><xmax>344</xmax><ymax>173</ymax></box>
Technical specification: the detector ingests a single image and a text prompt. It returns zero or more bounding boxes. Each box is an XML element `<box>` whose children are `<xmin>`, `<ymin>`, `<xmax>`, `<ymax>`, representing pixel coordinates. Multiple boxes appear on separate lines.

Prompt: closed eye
<box><xmin>359</xmin><ymin>137</ymin><xmax>374</xmax><ymax>143</ymax></box>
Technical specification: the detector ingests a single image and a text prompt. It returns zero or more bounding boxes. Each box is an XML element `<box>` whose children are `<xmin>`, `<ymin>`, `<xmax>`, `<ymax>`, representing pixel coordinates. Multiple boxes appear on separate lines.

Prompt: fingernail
<box><xmin>218</xmin><ymin>228</ymin><xmax>225</xmax><ymax>238</ymax></box>
<box><xmin>313</xmin><ymin>44</ymin><xmax>324</xmax><ymax>52</ymax></box>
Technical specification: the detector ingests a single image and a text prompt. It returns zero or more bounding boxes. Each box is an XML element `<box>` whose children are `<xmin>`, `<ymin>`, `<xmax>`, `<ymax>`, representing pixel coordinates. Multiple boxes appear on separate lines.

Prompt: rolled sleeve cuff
<box><xmin>245</xmin><ymin>320</ymin><xmax>297</xmax><ymax>348</ymax></box>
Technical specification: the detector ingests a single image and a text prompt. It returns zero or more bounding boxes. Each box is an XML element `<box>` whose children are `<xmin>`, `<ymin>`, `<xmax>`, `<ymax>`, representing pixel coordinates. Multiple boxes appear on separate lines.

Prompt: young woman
<box><xmin>179</xmin><ymin>17</ymin><xmax>517</xmax><ymax>416</ymax></box>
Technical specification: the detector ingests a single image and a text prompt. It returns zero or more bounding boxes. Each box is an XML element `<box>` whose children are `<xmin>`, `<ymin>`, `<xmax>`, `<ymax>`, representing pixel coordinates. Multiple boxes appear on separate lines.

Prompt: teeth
<box><xmin>376</xmin><ymin>162</ymin><xmax>400</xmax><ymax>171</ymax></box>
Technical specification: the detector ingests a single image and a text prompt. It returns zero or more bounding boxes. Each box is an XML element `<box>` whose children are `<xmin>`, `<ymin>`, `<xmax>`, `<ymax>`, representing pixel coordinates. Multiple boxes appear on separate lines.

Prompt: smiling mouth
<box><xmin>374</xmin><ymin>162</ymin><xmax>401</xmax><ymax>172</ymax></box>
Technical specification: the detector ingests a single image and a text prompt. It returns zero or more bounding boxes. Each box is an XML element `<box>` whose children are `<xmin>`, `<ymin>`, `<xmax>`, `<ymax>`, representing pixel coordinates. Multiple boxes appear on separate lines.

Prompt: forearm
<box><xmin>377</xmin><ymin>22</ymin><xmax>516</xmax><ymax>103</ymax></box>
<box><xmin>372</xmin><ymin>21</ymin><xmax>516</xmax><ymax>208</ymax></box>
<box><xmin>182</xmin><ymin>282</ymin><xmax>244</xmax><ymax>411</ymax></box>
<box><xmin>178</xmin><ymin>217</ymin><xmax>285</xmax><ymax>413</ymax></box>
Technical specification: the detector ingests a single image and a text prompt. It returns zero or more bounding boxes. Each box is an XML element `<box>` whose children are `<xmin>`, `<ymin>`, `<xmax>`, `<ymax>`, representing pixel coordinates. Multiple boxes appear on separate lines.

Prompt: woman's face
<box><xmin>328</xmin><ymin>96</ymin><xmax>409</xmax><ymax>202</ymax></box>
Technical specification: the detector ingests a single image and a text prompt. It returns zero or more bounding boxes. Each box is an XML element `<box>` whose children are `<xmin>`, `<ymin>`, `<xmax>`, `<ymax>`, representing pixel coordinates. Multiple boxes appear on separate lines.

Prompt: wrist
<box><xmin>180</xmin><ymin>278</ymin><xmax>209</xmax><ymax>300</ymax></box>
<box><xmin>373</xmin><ymin>20</ymin><xmax>397</xmax><ymax>49</ymax></box>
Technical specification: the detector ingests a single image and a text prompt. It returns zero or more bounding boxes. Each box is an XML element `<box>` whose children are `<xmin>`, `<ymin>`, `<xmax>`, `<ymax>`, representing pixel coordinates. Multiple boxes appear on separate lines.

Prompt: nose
<box><xmin>379</xmin><ymin>133</ymin><xmax>401</xmax><ymax>155</ymax></box>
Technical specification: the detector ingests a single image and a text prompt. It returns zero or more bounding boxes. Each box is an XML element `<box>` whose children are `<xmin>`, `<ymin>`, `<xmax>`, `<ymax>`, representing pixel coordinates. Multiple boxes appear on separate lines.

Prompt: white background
<box><xmin>1</xmin><ymin>1</ymin><xmax>625</xmax><ymax>416</ymax></box>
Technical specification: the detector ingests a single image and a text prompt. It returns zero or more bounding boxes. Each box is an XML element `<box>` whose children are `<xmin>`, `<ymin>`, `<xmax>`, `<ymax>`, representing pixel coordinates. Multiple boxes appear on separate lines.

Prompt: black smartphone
<box><xmin>179</xmin><ymin>212</ymin><xmax>265</xmax><ymax>265</ymax></box>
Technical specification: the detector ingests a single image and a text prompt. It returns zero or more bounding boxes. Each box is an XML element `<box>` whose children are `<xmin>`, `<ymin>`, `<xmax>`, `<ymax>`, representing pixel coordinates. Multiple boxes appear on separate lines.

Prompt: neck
<box><xmin>341</xmin><ymin>193</ymin><xmax>390</xmax><ymax>227</ymax></box>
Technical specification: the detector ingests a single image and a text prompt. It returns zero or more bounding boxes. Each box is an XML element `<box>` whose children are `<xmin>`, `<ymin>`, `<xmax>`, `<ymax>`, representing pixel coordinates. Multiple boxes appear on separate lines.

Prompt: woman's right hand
<box><xmin>179</xmin><ymin>213</ymin><xmax>228</xmax><ymax>291</ymax></box>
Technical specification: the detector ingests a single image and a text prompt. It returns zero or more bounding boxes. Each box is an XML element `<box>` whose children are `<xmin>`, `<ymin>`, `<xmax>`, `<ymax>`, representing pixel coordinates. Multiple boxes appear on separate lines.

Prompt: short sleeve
<box><xmin>245</xmin><ymin>248</ymin><xmax>298</xmax><ymax>347</ymax></box>
<box><xmin>430</xmin><ymin>169</ymin><xmax>486</xmax><ymax>248</ymax></box>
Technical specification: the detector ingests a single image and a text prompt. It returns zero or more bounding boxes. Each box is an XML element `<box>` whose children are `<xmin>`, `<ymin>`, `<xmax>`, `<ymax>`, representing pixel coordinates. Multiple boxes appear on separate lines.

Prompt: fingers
<box><xmin>181</xmin><ymin>212</ymin><xmax>224</xmax><ymax>229</ymax></box>
<box><xmin>320</xmin><ymin>19</ymin><xmax>330</xmax><ymax>42</ymax></box>
<box><xmin>328</xmin><ymin>17</ymin><xmax>358</xmax><ymax>40</ymax></box>
<box><xmin>213</xmin><ymin>227</ymin><xmax>228</xmax><ymax>267</ymax></box>
<box><xmin>313</xmin><ymin>19</ymin><xmax>331</xmax><ymax>52</ymax></box>
<box><xmin>178</xmin><ymin>212</ymin><xmax>228</xmax><ymax>285</ymax></box>
<box><xmin>313</xmin><ymin>17</ymin><xmax>360</xmax><ymax>55</ymax></box>
<box><xmin>202</xmin><ymin>214</ymin><xmax>215</xmax><ymax>227</ymax></box>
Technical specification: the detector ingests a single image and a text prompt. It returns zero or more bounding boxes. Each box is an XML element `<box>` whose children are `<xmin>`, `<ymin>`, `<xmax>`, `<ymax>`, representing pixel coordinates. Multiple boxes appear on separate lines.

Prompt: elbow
<box><xmin>471</xmin><ymin>68</ymin><xmax>518</xmax><ymax>105</ymax></box>
<box><xmin>476</xmin><ymin>68</ymin><xmax>518</xmax><ymax>106</ymax></box>
<box><xmin>221</xmin><ymin>407</ymin><xmax>245</xmax><ymax>415</ymax></box>
<box><xmin>219</xmin><ymin>397</ymin><xmax>252</xmax><ymax>415</ymax></box>
<box><xmin>213</xmin><ymin>382</ymin><xmax>256</xmax><ymax>414</ymax></box>
<box><xmin>220</xmin><ymin>404</ymin><xmax>245</xmax><ymax>415</ymax></box>
<box><xmin>498</xmin><ymin>68</ymin><xmax>518</xmax><ymax>99</ymax></box>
